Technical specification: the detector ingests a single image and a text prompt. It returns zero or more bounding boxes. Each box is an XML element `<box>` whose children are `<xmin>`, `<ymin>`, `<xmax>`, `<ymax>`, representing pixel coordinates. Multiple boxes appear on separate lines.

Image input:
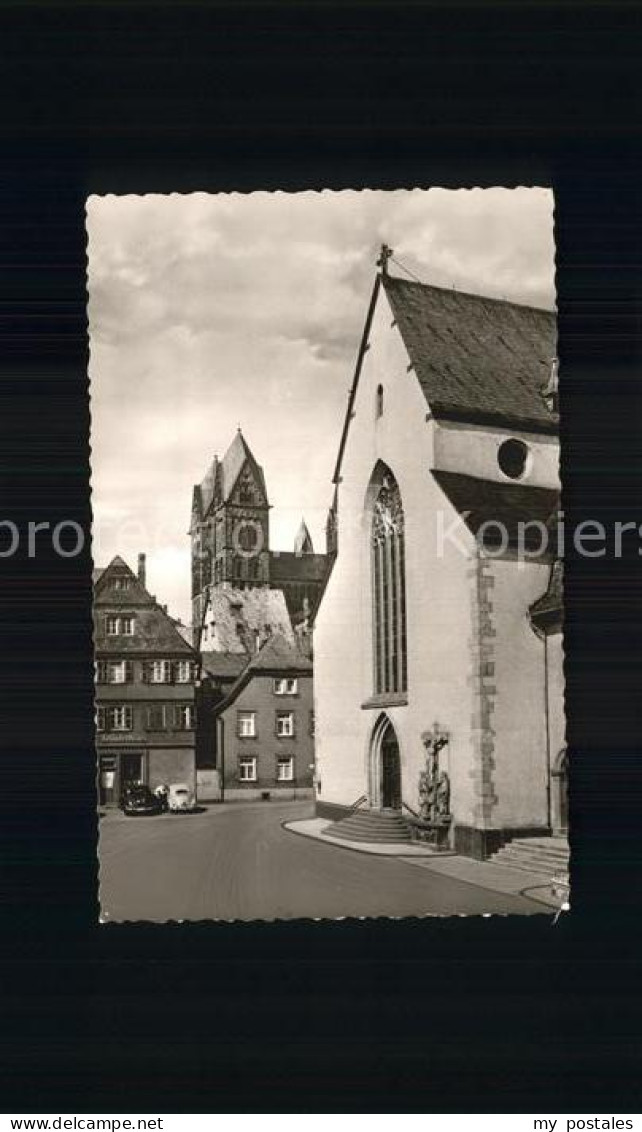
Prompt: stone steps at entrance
<box><xmin>490</xmin><ymin>836</ymin><xmax>569</xmax><ymax>877</ymax></box>
<box><xmin>322</xmin><ymin>808</ymin><xmax>414</xmax><ymax>844</ymax></box>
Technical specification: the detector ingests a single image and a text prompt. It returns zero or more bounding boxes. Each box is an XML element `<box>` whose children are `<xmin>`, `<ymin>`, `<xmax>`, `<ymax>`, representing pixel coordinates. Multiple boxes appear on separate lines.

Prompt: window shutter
<box><xmin>96</xmin><ymin>706</ymin><xmax>106</xmax><ymax>732</ymax></box>
<box><xmin>125</xmin><ymin>660</ymin><xmax>134</xmax><ymax>683</ymax></box>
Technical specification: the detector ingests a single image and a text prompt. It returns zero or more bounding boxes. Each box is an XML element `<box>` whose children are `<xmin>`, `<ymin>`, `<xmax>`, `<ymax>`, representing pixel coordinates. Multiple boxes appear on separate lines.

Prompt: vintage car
<box><xmin>167</xmin><ymin>783</ymin><xmax>196</xmax><ymax>812</ymax></box>
<box><xmin>122</xmin><ymin>783</ymin><xmax>164</xmax><ymax>817</ymax></box>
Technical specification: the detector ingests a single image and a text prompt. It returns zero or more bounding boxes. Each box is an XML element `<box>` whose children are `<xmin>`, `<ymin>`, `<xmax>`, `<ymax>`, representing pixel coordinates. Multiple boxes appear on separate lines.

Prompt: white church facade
<box><xmin>313</xmin><ymin>258</ymin><xmax>565</xmax><ymax>859</ymax></box>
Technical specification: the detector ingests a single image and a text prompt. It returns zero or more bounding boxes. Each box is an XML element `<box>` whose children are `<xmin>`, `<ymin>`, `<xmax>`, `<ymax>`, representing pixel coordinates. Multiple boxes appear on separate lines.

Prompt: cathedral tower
<box><xmin>191</xmin><ymin>429</ymin><xmax>271</xmax><ymax>635</ymax></box>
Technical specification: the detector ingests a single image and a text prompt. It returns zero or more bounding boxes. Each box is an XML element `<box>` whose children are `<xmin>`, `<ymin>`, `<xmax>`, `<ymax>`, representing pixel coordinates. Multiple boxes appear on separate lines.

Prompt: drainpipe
<box><xmin>543</xmin><ymin>633</ymin><xmax>552</xmax><ymax>831</ymax></box>
<box><xmin>218</xmin><ymin>715</ymin><xmax>225</xmax><ymax>804</ymax></box>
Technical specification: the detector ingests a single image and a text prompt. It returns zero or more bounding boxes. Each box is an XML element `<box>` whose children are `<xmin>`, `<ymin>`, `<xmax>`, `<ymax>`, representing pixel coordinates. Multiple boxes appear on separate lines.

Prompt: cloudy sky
<box><xmin>88</xmin><ymin>187</ymin><xmax>555</xmax><ymax>624</ymax></box>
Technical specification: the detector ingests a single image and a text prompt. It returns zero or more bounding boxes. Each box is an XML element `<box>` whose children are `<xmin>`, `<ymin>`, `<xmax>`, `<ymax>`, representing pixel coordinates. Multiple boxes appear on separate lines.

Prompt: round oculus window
<box><xmin>497</xmin><ymin>438</ymin><xmax>529</xmax><ymax>480</ymax></box>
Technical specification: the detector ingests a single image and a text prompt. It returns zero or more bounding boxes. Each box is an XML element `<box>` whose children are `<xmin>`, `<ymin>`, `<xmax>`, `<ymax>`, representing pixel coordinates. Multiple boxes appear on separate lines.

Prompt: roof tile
<box><xmin>383</xmin><ymin>275</ymin><xmax>558</xmax><ymax>433</ymax></box>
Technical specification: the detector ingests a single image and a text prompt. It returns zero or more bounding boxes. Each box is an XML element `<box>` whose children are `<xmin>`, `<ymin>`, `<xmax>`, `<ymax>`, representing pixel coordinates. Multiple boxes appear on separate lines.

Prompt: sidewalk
<box><xmin>284</xmin><ymin>817</ymin><xmax>566</xmax><ymax>910</ymax></box>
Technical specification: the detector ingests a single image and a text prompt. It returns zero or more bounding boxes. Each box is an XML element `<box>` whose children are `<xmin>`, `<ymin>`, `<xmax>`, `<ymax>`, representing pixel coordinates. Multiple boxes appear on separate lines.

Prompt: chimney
<box><xmin>137</xmin><ymin>553</ymin><xmax>146</xmax><ymax>588</ymax></box>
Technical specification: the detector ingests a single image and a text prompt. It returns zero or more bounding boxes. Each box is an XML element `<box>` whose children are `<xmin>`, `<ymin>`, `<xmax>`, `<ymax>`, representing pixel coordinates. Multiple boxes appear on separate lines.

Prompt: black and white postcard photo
<box><xmin>88</xmin><ymin>188</ymin><xmax>566</xmax><ymax>922</ymax></box>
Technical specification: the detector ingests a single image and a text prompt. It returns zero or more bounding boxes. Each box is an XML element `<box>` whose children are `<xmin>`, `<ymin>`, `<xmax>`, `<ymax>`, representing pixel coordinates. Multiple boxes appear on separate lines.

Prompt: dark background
<box><xmin>0</xmin><ymin>0</ymin><xmax>640</xmax><ymax>1113</ymax></box>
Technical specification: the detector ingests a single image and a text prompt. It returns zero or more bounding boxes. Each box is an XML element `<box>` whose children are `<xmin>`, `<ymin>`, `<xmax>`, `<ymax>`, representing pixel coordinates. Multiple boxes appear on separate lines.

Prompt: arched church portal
<box><xmin>370</xmin><ymin>714</ymin><xmax>402</xmax><ymax>811</ymax></box>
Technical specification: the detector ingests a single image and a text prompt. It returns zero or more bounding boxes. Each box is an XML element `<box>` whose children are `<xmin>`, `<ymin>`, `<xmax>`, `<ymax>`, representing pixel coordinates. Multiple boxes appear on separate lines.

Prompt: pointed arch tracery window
<box><xmin>371</xmin><ymin>470</ymin><xmax>407</xmax><ymax>695</ymax></box>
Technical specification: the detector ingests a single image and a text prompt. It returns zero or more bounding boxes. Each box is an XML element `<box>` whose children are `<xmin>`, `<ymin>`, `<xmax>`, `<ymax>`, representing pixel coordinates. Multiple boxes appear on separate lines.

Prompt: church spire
<box><xmin>294</xmin><ymin>519</ymin><xmax>314</xmax><ymax>555</ymax></box>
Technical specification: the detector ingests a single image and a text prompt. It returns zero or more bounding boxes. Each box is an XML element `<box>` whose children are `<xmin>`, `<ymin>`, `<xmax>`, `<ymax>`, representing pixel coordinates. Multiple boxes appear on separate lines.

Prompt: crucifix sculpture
<box><xmin>377</xmin><ymin>243</ymin><xmax>393</xmax><ymax>276</ymax></box>
<box><xmin>418</xmin><ymin>723</ymin><xmax>451</xmax><ymax>827</ymax></box>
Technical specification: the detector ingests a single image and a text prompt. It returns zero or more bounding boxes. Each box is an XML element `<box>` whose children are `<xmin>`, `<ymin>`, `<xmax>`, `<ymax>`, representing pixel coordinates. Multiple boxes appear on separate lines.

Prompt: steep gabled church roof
<box><xmin>270</xmin><ymin>552</ymin><xmax>328</xmax><ymax>585</ymax></box>
<box><xmin>383</xmin><ymin>274</ymin><xmax>558</xmax><ymax>434</ymax></box>
<box><xmin>333</xmin><ymin>271</ymin><xmax>558</xmax><ymax>484</ymax></box>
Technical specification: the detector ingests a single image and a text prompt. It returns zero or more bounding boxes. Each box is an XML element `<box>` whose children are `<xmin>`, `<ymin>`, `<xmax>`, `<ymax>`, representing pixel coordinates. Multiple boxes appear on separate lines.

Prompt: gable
<box><xmin>221</xmin><ymin>431</ymin><xmax>268</xmax><ymax>505</ymax></box>
<box><xmin>229</xmin><ymin>461</ymin><xmax>267</xmax><ymax>508</ymax></box>
<box><xmin>93</xmin><ymin>556</ymin><xmax>196</xmax><ymax>655</ymax></box>
<box><xmin>93</xmin><ymin>556</ymin><xmax>154</xmax><ymax>607</ymax></box>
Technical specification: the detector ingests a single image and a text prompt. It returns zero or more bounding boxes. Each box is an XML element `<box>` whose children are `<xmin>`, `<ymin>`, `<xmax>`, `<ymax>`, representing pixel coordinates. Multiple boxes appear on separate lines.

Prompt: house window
<box><xmin>276</xmin><ymin>711</ymin><xmax>294</xmax><ymax>738</ymax></box>
<box><xmin>146</xmin><ymin>704</ymin><xmax>167</xmax><ymax>730</ymax></box>
<box><xmin>239</xmin><ymin>756</ymin><xmax>257</xmax><ymax>782</ymax></box>
<box><xmin>371</xmin><ymin>467</ymin><xmax>407</xmax><ymax>695</ymax></box>
<box><xmin>376</xmin><ymin>384</ymin><xmax>384</xmax><ymax>419</ymax></box>
<box><xmin>96</xmin><ymin>656</ymin><xmax>131</xmax><ymax>679</ymax></box>
<box><xmin>276</xmin><ymin>756</ymin><xmax>294</xmax><ymax>782</ymax></box>
<box><xmin>175</xmin><ymin>660</ymin><xmax>193</xmax><ymax>684</ymax></box>
<box><xmin>175</xmin><ymin>704</ymin><xmax>195</xmax><ymax>730</ymax></box>
<box><xmin>112</xmin><ymin>577</ymin><xmax>131</xmax><ymax>591</ymax></box>
<box><xmin>108</xmin><ymin>705</ymin><xmax>133</xmax><ymax>732</ymax></box>
<box><xmin>237</xmin><ymin>711</ymin><xmax>256</xmax><ymax>738</ymax></box>
<box><xmin>273</xmin><ymin>678</ymin><xmax>298</xmax><ymax>695</ymax></box>
<box><xmin>150</xmin><ymin>659</ymin><xmax>172</xmax><ymax>684</ymax></box>
<box><xmin>107</xmin><ymin>659</ymin><xmax>131</xmax><ymax>684</ymax></box>
<box><xmin>106</xmin><ymin>615</ymin><xmax>135</xmax><ymax>635</ymax></box>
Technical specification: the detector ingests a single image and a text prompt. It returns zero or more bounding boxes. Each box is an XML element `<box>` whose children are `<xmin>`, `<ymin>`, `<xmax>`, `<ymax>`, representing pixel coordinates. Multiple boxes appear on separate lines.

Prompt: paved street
<box><xmin>99</xmin><ymin>801</ymin><xmax>545</xmax><ymax>922</ymax></box>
